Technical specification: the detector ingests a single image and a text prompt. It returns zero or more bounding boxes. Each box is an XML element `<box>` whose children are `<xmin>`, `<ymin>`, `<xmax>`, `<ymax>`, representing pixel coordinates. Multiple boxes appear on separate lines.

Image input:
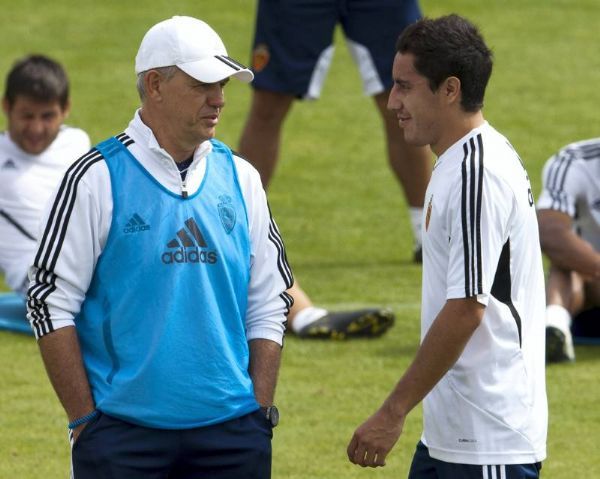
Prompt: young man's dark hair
<box><xmin>396</xmin><ymin>14</ymin><xmax>493</xmax><ymax>112</ymax></box>
<box><xmin>4</xmin><ymin>54</ymin><xmax>69</xmax><ymax>108</ymax></box>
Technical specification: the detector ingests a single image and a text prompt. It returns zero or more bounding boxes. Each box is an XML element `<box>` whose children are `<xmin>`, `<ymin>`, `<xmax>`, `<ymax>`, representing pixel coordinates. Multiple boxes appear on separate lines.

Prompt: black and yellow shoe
<box><xmin>297</xmin><ymin>308</ymin><xmax>395</xmax><ymax>339</ymax></box>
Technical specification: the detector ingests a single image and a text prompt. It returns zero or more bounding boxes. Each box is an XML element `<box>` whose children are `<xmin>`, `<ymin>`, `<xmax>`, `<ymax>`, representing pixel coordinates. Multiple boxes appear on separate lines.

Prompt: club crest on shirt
<box><xmin>218</xmin><ymin>195</ymin><xmax>236</xmax><ymax>234</ymax></box>
<box><xmin>425</xmin><ymin>195</ymin><xmax>433</xmax><ymax>232</ymax></box>
<box><xmin>252</xmin><ymin>43</ymin><xmax>270</xmax><ymax>72</ymax></box>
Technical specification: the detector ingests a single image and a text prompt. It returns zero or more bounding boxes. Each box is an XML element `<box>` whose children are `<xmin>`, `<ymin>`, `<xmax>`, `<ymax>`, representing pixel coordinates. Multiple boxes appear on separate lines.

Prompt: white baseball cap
<box><xmin>135</xmin><ymin>16</ymin><xmax>254</xmax><ymax>83</ymax></box>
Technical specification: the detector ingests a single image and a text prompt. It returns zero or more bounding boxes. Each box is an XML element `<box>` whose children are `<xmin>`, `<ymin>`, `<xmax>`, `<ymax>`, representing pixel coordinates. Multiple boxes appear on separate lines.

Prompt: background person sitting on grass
<box><xmin>0</xmin><ymin>54</ymin><xmax>90</xmax><ymax>296</ymax></box>
<box><xmin>537</xmin><ymin>139</ymin><xmax>600</xmax><ymax>363</ymax></box>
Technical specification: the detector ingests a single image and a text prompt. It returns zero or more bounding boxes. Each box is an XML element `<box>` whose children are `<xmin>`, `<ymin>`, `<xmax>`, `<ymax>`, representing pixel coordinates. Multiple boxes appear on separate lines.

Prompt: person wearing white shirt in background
<box><xmin>0</xmin><ymin>55</ymin><xmax>90</xmax><ymax>295</ymax></box>
<box><xmin>537</xmin><ymin>139</ymin><xmax>600</xmax><ymax>363</ymax></box>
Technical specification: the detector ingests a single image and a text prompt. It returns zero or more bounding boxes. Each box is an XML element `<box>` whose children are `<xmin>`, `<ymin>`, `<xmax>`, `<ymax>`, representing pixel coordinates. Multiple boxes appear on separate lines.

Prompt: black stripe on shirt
<box><xmin>268</xmin><ymin>219</ymin><xmax>293</xmax><ymax>288</ymax></box>
<box><xmin>491</xmin><ymin>239</ymin><xmax>522</xmax><ymax>347</ymax></box>
<box><xmin>461</xmin><ymin>143</ymin><xmax>470</xmax><ymax>296</ymax></box>
<box><xmin>475</xmin><ymin>134</ymin><xmax>484</xmax><ymax>294</ymax></box>
<box><xmin>469</xmin><ymin>137</ymin><xmax>477</xmax><ymax>297</ymax></box>
<box><xmin>266</xmin><ymin>203</ymin><xmax>293</xmax><ymax>288</ymax></box>
<box><xmin>34</xmin><ymin>149</ymin><xmax>104</xmax><ymax>272</ymax></box>
<box><xmin>27</xmin><ymin>149</ymin><xmax>104</xmax><ymax>334</ymax></box>
<box><xmin>280</xmin><ymin>290</ymin><xmax>294</xmax><ymax>316</ymax></box>
<box><xmin>577</xmin><ymin>141</ymin><xmax>600</xmax><ymax>160</ymax></box>
<box><xmin>116</xmin><ymin>132</ymin><xmax>135</xmax><ymax>147</ymax></box>
<box><xmin>0</xmin><ymin>209</ymin><xmax>36</xmax><ymax>241</ymax></box>
<box><xmin>461</xmin><ymin>134</ymin><xmax>484</xmax><ymax>296</ymax></box>
<box><xmin>546</xmin><ymin>151</ymin><xmax>573</xmax><ymax>211</ymax></box>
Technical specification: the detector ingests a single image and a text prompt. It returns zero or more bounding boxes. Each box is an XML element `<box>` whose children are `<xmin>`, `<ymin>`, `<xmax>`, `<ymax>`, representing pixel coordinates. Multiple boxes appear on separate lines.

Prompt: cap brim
<box><xmin>178</xmin><ymin>56</ymin><xmax>254</xmax><ymax>84</ymax></box>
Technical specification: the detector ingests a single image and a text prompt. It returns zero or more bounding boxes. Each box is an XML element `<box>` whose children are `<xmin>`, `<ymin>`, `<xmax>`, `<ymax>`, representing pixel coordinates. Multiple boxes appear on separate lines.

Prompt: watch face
<box><xmin>269</xmin><ymin>406</ymin><xmax>279</xmax><ymax>427</ymax></box>
<box><xmin>263</xmin><ymin>406</ymin><xmax>279</xmax><ymax>427</ymax></box>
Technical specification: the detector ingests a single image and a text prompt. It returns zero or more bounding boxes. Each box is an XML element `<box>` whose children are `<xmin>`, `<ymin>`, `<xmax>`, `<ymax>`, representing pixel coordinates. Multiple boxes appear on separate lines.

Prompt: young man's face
<box><xmin>3</xmin><ymin>95</ymin><xmax>69</xmax><ymax>155</ymax></box>
<box><xmin>388</xmin><ymin>52</ymin><xmax>445</xmax><ymax>154</ymax></box>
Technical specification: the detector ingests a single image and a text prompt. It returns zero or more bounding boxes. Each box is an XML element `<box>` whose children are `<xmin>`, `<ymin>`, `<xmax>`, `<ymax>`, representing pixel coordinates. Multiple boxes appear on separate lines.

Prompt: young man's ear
<box><xmin>443</xmin><ymin>76</ymin><xmax>461</xmax><ymax>105</ymax></box>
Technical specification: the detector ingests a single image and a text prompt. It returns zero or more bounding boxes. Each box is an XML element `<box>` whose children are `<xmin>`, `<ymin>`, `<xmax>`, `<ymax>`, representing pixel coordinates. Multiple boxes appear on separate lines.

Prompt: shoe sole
<box><xmin>546</xmin><ymin>326</ymin><xmax>574</xmax><ymax>363</ymax></box>
<box><xmin>303</xmin><ymin>311</ymin><xmax>395</xmax><ymax>340</ymax></box>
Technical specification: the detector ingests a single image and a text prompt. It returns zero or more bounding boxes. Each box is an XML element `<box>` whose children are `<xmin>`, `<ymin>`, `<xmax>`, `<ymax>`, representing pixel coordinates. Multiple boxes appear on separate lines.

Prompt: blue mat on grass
<box><xmin>0</xmin><ymin>292</ymin><xmax>33</xmax><ymax>335</ymax></box>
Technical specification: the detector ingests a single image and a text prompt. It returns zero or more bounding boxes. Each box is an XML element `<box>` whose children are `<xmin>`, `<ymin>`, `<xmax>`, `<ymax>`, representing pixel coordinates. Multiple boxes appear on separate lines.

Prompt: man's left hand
<box><xmin>346</xmin><ymin>406</ymin><xmax>405</xmax><ymax>467</ymax></box>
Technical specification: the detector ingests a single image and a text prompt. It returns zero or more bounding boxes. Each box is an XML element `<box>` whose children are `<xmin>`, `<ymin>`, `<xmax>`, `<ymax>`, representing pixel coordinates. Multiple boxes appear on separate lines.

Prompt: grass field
<box><xmin>1</xmin><ymin>0</ymin><xmax>599</xmax><ymax>477</ymax></box>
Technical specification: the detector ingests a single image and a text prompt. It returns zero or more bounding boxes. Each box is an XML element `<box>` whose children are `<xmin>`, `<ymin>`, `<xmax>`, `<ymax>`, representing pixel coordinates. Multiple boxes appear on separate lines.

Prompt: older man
<box><xmin>28</xmin><ymin>16</ymin><xmax>291</xmax><ymax>478</ymax></box>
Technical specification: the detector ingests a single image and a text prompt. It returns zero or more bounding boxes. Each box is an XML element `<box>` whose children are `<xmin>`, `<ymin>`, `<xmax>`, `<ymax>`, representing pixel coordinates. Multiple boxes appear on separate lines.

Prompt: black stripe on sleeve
<box><xmin>547</xmin><ymin>151</ymin><xmax>573</xmax><ymax>211</ymax></box>
<box><xmin>461</xmin><ymin>134</ymin><xmax>484</xmax><ymax>297</ymax></box>
<box><xmin>34</xmin><ymin>149</ymin><xmax>104</xmax><ymax>272</ymax></box>
<box><xmin>266</xmin><ymin>203</ymin><xmax>294</xmax><ymax>289</ymax></box>
<box><xmin>461</xmin><ymin>143</ymin><xmax>471</xmax><ymax>297</ymax></box>
<box><xmin>280</xmin><ymin>291</ymin><xmax>294</xmax><ymax>316</ymax></box>
<box><xmin>268</xmin><ymin>219</ymin><xmax>294</xmax><ymax>288</ymax></box>
<box><xmin>469</xmin><ymin>138</ymin><xmax>477</xmax><ymax>296</ymax></box>
<box><xmin>27</xmin><ymin>149</ymin><xmax>104</xmax><ymax>336</ymax></box>
<box><xmin>475</xmin><ymin>134</ymin><xmax>484</xmax><ymax>294</ymax></box>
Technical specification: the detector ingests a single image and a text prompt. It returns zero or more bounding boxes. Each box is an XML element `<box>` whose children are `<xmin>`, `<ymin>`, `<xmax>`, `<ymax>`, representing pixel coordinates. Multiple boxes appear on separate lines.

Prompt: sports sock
<box><xmin>409</xmin><ymin>207</ymin><xmax>423</xmax><ymax>248</ymax></box>
<box><xmin>546</xmin><ymin>304</ymin><xmax>571</xmax><ymax>332</ymax></box>
<box><xmin>291</xmin><ymin>306</ymin><xmax>328</xmax><ymax>333</ymax></box>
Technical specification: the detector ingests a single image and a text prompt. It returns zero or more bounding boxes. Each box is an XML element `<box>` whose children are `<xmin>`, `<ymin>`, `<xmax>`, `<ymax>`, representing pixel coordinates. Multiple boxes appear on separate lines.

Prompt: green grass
<box><xmin>1</xmin><ymin>0</ymin><xmax>599</xmax><ymax>477</ymax></box>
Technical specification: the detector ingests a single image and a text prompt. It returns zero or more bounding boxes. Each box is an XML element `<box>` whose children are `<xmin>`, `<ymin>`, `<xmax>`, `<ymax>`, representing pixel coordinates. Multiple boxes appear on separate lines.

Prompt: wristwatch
<box><xmin>261</xmin><ymin>405</ymin><xmax>279</xmax><ymax>427</ymax></box>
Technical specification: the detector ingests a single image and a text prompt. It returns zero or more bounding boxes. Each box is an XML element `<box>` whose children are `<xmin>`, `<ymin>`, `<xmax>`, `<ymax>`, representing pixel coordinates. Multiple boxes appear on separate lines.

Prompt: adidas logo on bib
<box><xmin>161</xmin><ymin>217</ymin><xmax>218</xmax><ymax>265</ymax></box>
<box><xmin>124</xmin><ymin>214</ymin><xmax>151</xmax><ymax>233</ymax></box>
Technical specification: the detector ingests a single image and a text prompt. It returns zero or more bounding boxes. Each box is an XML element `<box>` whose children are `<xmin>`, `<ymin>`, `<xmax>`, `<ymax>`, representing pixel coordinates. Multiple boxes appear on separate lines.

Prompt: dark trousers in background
<box><xmin>72</xmin><ymin>410</ymin><xmax>272</xmax><ymax>479</ymax></box>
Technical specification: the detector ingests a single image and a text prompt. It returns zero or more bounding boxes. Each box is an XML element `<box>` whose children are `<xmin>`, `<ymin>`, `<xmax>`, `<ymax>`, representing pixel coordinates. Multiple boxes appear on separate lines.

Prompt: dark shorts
<box><xmin>250</xmin><ymin>0</ymin><xmax>422</xmax><ymax>98</ymax></box>
<box><xmin>72</xmin><ymin>410</ymin><xmax>273</xmax><ymax>479</ymax></box>
<box><xmin>408</xmin><ymin>441</ymin><xmax>542</xmax><ymax>479</ymax></box>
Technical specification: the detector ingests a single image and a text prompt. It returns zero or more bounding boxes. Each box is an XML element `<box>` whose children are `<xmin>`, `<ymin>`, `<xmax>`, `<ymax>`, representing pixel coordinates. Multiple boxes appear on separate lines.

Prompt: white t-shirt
<box><xmin>420</xmin><ymin>122</ymin><xmax>547</xmax><ymax>465</ymax></box>
<box><xmin>537</xmin><ymin>138</ymin><xmax>600</xmax><ymax>251</ymax></box>
<box><xmin>27</xmin><ymin>111</ymin><xmax>290</xmax><ymax>345</ymax></box>
<box><xmin>0</xmin><ymin>126</ymin><xmax>90</xmax><ymax>293</ymax></box>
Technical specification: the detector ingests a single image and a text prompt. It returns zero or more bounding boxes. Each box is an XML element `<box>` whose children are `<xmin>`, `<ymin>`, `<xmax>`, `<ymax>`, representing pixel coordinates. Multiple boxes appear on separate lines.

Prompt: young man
<box><xmin>0</xmin><ymin>55</ymin><xmax>90</xmax><ymax>295</ymax></box>
<box><xmin>347</xmin><ymin>15</ymin><xmax>547</xmax><ymax>478</ymax></box>
<box><xmin>237</xmin><ymin>0</ymin><xmax>434</xmax><ymax>339</ymax></box>
<box><xmin>537</xmin><ymin>139</ymin><xmax>600</xmax><ymax>363</ymax></box>
<box><xmin>28</xmin><ymin>16</ymin><xmax>290</xmax><ymax>478</ymax></box>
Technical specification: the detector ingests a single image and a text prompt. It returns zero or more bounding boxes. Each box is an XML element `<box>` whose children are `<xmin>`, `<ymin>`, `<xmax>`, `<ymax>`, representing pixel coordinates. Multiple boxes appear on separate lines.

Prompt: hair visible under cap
<box><xmin>396</xmin><ymin>14</ymin><xmax>493</xmax><ymax>112</ymax></box>
<box><xmin>4</xmin><ymin>54</ymin><xmax>70</xmax><ymax>108</ymax></box>
<box><xmin>135</xmin><ymin>66</ymin><xmax>179</xmax><ymax>101</ymax></box>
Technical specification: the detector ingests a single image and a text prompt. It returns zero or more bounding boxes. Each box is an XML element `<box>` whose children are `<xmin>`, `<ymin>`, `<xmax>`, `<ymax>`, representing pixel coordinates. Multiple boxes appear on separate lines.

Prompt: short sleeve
<box><xmin>446</xmin><ymin>168</ymin><xmax>513</xmax><ymax>304</ymax></box>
